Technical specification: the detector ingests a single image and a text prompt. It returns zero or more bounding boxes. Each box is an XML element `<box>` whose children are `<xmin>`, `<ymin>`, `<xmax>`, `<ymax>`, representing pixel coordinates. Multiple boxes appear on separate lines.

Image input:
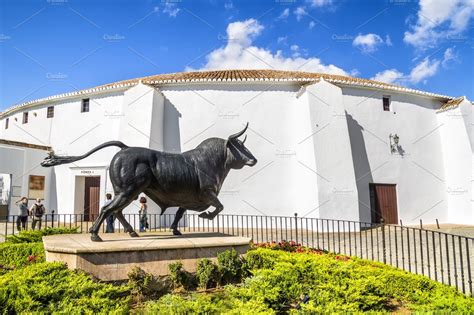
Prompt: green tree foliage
<box><xmin>217</xmin><ymin>249</ymin><xmax>244</xmax><ymax>285</ymax></box>
<box><xmin>0</xmin><ymin>242</ymin><xmax>45</xmax><ymax>270</ymax></box>
<box><xmin>127</xmin><ymin>266</ymin><xmax>170</xmax><ymax>301</ymax></box>
<box><xmin>168</xmin><ymin>261</ymin><xmax>193</xmax><ymax>290</ymax></box>
<box><xmin>196</xmin><ymin>258</ymin><xmax>219</xmax><ymax>289</ymax></box>
<box><xmin>145</xmin><ymin>248</ymin><xmax>474</xmax><ymax>313</ymax></box>
<box><xmin>0</xmin><ymin>262</ymin><xmax>130</xmax><ymax>314</ymax></box>
<box><xmin>6</xmin><ymin>227</ymin><xmax>79</xmax><ymax>243</ymax></box>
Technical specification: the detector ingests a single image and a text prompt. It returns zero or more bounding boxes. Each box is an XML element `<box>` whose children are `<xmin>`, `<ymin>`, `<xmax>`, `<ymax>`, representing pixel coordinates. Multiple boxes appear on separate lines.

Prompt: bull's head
<box><xmin>226</xmin><ymin>123</ymin><xmax>257</xmax><ymax>169</ymax></box>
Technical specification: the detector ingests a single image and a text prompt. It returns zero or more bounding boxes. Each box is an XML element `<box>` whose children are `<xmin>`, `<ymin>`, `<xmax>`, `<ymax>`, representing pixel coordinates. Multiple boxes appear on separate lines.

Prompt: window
<box><xmin>5</xmin><ymin>118</ymin><xmax>9</xmax><ymax>129</ymax></box>
<box><xmin>47</xmin><ymin>106</ymin><xmax>54</xmax><ymax>118</ymax></box>
<box><xmin>22</xmin><ymin>112</ymin><xmax>28</xmax><ymax>124</ymax></box>
<box><xmin>383</xmin><ymin>96</ymin><xmax>391</xmax><ymax>111</ymax></box>
<box><xmin>81</xmin><ymin>99</ymin><xmax>90</xmax><ymax>112</ymax></box>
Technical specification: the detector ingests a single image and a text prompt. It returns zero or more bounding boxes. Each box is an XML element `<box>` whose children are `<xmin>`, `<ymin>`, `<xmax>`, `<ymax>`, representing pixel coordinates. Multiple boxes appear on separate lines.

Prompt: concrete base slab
<box><xmin>43</xmin><ymin>232</ymin><xmax>251</xmax><ymax>281</ymax></box>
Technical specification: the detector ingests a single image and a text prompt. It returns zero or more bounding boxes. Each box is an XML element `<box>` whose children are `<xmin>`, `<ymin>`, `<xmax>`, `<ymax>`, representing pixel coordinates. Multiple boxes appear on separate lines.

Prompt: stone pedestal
<box><xmin>43</xmin><ymin>232</ymin><xmax>251</xmax><ymax>281</ymax></box>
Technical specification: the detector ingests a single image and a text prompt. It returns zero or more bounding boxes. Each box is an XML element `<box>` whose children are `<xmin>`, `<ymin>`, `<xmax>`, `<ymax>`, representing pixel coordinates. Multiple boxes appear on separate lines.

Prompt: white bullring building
<box><xmin>0</xmin><ymin>70</ymin><xmax>472</xmax><ymax>225</ymax></box>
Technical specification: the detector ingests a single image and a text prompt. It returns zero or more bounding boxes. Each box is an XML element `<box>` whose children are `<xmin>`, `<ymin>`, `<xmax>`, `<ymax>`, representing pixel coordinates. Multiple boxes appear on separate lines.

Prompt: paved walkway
<box><xmin>410</xmin><ymin>224</ymin><xmax>474</xmax><ymax>238</ymax></box>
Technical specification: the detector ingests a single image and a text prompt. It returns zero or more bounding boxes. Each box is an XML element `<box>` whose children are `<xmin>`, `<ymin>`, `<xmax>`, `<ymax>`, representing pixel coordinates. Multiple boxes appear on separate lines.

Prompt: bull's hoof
<box><xmin>172</xmin><ymin>229</ymin><xmax>182</xmax><ymax>236</ymax></box>
<box><xmin>90</xmin><ymin>234</ymin><xmax>102</xmax><ymax>242</ymax></box>
<box><xmin>198</xmin><ymin>212</ymin><xmax>211</xmax><ymax>219</ymax></box>
<box><xmin>129</xmin><ymin>231</ymin><xmax>139</xmax><ymax>238</ymax></box>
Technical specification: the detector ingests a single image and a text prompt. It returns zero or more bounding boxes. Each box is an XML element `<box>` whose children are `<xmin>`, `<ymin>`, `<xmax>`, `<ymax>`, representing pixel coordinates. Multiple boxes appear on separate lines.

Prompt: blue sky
<box><xmin>1</xmin><ymin>0</ymin><xmax>473</xmax><ymax>110</ymax></box>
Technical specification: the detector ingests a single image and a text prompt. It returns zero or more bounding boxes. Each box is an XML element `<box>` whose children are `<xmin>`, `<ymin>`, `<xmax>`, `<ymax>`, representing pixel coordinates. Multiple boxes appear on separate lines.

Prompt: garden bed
<box><xmin>1</xmin><ymin>233</ymin><xmax>473</xmax><ymax>314</ymax></box>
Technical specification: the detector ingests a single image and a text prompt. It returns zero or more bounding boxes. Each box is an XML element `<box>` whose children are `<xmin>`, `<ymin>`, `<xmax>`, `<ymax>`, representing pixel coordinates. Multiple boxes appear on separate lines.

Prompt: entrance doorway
<box><xmin>84</xmin><ymin>177</ymin><xmax>100</xmax><ymax>221</ymax></box>
<box><xmin>369</xmin><ymin>184</ymin><xmax>398</xmax><ymax>224</ymax></box>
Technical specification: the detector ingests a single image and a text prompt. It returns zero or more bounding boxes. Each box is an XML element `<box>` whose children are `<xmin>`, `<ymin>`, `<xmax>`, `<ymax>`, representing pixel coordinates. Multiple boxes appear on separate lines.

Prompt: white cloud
<box><xmin>189</xmin><ymin>19</ymin><xmax>347</xmax><ymax>75</ymax></box>
<box><xmin>371</xmin><ymin>48</ymin><xmax>456</xmax><ymax>85</ymax></box>
<box><xmin>408</xmin><ymin>57</ymin><xmax>440</xmax><ymax>84</ymax></box>
<box><xmin>294</xmin><ymin>7</ymin><xmax>307</xmax><ymax>21</ymax></box>
<box><xmin>308</xmin><ymin>0</ymin><xmax>333</xmax><ymax>7</ymax></box>
<box><xmin>225</xmin><ymin>18</ymin><xmax>263</xmax><ymax>47</ymax></box>
<box><xmin>371</xmin><ymin>69</ymin><xmax>405</xmax><ymax>84</ymax></box>
<box><xmin>290</xmin><ymin>44</ymin><xmax>301</xmax><ymax>57</ymax></box>
<box><xmin>309</xmin><ymin>21</ymin><xmax>316</xmax><ymax>29</ymax></box>
<box><xmin>277</xmin><ymin>8</ymin><xmax>290</xmax><ymax>20</ymax></box>
<box><xmin>277</xmin><ymin>36</ymin><xmax>288</xmax><ymax>44</ymax></box>
<box><xmin>385</xmin><ymin>35</ymin><xmax>393</xmax><ymax>46</ymax></box>
<box><xmin>404</xmin><ymin>0</ymin><xmax>474</xmax><ymax>49</ymax></box>
<box><xmin>352</xmin><ymin>33</ymin><xmax>384</xmax><ymax>53</ymax></box>
<box><xmin>163</xmin><ymin>2</ymin><xmax>180</xmax><ymax>17</ymax></box>
<box><xmin>224</xmin><ymin>1</ymin><xmax>234</xmax><ymax>10</ymax></box>
<box><xmin>442</xmin><ymin>47</ymin><xmax>459</xmax><ymax>67</ymax></box>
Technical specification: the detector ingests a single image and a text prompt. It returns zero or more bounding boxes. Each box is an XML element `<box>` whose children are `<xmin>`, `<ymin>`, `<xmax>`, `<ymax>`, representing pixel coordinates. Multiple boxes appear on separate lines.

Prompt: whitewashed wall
<box><xmin>304</xmin><ymin>80</ymin><xmax>359</xmax><ymax>222</ymax></box>
<box><xmin>0</xmin><ymin>81</ymin><xmax>471</xmax><ymax>227</ymax></box>
<box><xmin>437</xmin><ymin>100</ymin><xmax>473</xmax><ymax>224</ymax></box>
<box><xmin>159</xmin><ymin>82</ymin><xmax>320</xmax><ymax>220</ymax></box>
<box><xmin>0</xmin><ymin>144</ymin><xmax>53</xmax><ymax>216</ymax></box>
<box><xmin>343</xmin><ymin>86</ymin><xmax>449</xmax><ymax>225</ymax></box>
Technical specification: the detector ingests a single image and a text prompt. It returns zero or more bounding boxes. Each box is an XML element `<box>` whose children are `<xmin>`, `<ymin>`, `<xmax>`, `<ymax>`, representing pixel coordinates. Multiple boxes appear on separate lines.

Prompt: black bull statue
<box><xmin>41</xmin><ymin>123</ymin><xmax>257</xmax><ymax>241</ymax></box>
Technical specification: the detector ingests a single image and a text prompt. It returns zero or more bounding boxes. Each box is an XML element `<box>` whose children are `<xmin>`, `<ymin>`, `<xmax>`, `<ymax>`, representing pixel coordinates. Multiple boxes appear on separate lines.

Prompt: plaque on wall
<box><xmin>28</xmin><ymin>175</ymin><xmax>45</xmax><ymax>199</ymax></box>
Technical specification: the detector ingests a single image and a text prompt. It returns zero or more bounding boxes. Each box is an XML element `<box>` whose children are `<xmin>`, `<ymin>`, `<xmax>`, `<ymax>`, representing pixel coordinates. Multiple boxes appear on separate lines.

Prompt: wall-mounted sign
<box><xmin>80</xmin><ymin>170</ymin><xmax>94</xmax><ymax>175</ymax></box>
<box><xmin>28</xmin><ymin>175</ymin><xmax>45</xmax><ymax>199</ymax></box>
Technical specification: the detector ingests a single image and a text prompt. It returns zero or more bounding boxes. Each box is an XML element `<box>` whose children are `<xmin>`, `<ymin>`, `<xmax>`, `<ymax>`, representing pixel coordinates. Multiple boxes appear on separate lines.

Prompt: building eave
<box><xmin>0</xmin><ymin>70</ymin><xmax>460</xmax><ymax>118</ymax></box>
<box><xmin>0</xmin><ymin>83</ymin><xmax>137</xmax><ymax>119</ymax></box>
<box><xmin>0</xmin><ymin>139</ymin><xmax>52</xmax><ymax>151</ymax></box>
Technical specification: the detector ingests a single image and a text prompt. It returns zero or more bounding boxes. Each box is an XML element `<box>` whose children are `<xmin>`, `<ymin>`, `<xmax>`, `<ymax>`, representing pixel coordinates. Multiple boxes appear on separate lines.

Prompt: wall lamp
<box><xmin>389</xmin><ymin>133</ymin><xmax>399</xmax><ymax>154</ymax></box>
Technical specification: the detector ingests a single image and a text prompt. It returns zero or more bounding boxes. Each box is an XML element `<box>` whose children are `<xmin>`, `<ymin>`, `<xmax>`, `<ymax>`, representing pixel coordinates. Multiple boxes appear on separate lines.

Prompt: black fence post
<box><xmin>381</xmin><ymin>218</ymin><xmax>386</xmax><ymax>264</ymax></box>
<box><xmin>51</xmin><ymin>210</ymin><xmax>55</xmax><ymax>228</ymax></box>
<box><xmin>294</xmin><ymin>213</ymin><xmax>298</xmax><ymax>244</ymax></box>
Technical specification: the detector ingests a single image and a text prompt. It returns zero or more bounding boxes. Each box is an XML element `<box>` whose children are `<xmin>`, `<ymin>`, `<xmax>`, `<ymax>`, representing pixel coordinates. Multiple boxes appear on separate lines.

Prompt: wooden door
<box><xmin>84</xmin><ymin>177</ymin><xmax>100</xmax><ymax>221</ymax></box>
<box><xmin>369</xmin><ymin>184</ymin><xmax>398</xmax><ymax>224</ymax></box>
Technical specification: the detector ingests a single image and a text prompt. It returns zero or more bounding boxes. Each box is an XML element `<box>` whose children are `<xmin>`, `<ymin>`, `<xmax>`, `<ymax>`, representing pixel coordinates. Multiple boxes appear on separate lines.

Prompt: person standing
<box><xmin>139</xmin><ymin>196</ymin><xmax>148</xmax><ymax>232</ymax></box>
<box><xmin>104</xmin><ymin>193</ymin><xmax>115</xmax><ymax>233</ymax></box>
<box><xmin>30</xmin><ymin>198</ymin><xmax>45</xmax><ymax>230</ymax></box>
<box><xmin>15</xmin><ymin>197</ymin><xmax>29</xmax><ymax>231</ymax></box>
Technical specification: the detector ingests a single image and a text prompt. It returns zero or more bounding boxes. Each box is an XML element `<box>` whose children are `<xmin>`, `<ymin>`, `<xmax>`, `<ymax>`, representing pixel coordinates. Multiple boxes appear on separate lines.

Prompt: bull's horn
<box><xmin>228</xmin><ymin>122</ymin><xmax>249</xmax><ymax>140</ymax></box>
<box><xmin>242</xmin><ymin>135</ymin><xmax>247</xmax><ymax>144</ymax></box>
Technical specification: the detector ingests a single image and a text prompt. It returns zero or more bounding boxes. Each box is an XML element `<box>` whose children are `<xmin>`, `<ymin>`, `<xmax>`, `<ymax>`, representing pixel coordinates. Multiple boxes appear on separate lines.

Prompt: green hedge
<box><xmin>144</xmin><ymin>248</ymin><xmax>474</xmax><ymax>313</ymax></box>
<box><xmin>6</xmin><ymin>227</ymin><xmax>79</xmax><ymax>243</ymax></box>
<box><xmin>0</xmin><ymin>262</ymin><xmax>130</xmax><ymax>314</ymax></box>
<box><xmin>0</xmin><ymin>242</ymin><xmax>45</xmax><ymax>270</ymax></box>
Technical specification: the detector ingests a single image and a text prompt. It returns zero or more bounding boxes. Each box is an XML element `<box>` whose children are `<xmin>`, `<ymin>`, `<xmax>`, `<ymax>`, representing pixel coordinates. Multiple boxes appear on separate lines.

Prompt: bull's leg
<box><xmin>89</xmin><ymin>194</ymin><xmax>132</xmax><ymax>241</ymax></box>
<box><xmin>199</xmin><ymin>191</ymin><xmax>223</xmax><ymax>220</ymax></box>
<box><xmin>170</xmin><ymin>207</ymin><xmax>186</xmax><ymax>235</ymax></box>
<box><xmin>115</xmin><ymin>211</ymin><xmax>139</xmax><ymax>237</ymax></box>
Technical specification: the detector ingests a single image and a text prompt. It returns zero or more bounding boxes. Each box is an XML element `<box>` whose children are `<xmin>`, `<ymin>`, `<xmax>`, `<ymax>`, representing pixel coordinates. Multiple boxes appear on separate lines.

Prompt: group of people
<box><xmin>15</xmin><ymin>194</ymin><xmax>149</xmax><ymax>233</ymax></box>
<box><xmin>103</xmin><ymin>194</ymin><xmax>149</xmax><ymax>233</ymax></box>
<box><xmin>15</xmin><ymin>197</ymin><xmax>45</xmax><ymax>231</ymax></box>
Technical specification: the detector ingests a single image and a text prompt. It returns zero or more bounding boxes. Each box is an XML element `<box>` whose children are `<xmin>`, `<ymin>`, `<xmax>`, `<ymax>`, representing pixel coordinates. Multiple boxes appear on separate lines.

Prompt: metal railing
<box><xmin>1</xmin><ymin>212</ymin><xmax>472</xmax><ymax>296</ymax></box>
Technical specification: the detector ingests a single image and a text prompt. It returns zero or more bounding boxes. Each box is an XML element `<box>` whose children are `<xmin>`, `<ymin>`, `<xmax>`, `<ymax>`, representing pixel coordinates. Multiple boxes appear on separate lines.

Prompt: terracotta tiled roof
<box><xmin>0</xmin><ymin>139</ymin><xmax>51</xmax><ymax>151</ymax></box>
<box><xmin>0</xmin><ymin>69</ymin><xmax>459</xmax><ymax>117</ymax></box>
<box><xmin>142</xmin><ymin>69</ymin><xmax>396</xmax><ymax>85</ymax></box>
<box><xmin>438</xmin><ymin>96</ymin><xmax>465</xmax><ymax>112</ymax></box>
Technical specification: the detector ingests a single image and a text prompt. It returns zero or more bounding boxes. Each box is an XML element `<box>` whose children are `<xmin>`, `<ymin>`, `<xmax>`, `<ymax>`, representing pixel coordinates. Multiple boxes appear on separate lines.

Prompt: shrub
<box><xmin>217</xmin><ymin>249</ymin><xmax>244</xmax><ymax>285</ymax></box>
<box><xmin>143</xmin><ymin>291</ymin><xmax>273</xmax><ymax>314</ymax></box>
<box><xmin>196</xmin><ymin>258</ymin><xmax>218</xmax><ymax>289</ymax></box>
<box><xmin>127</xmin><ymin>266</ymin><xmax>170</xmax><ymax>301</ymax></box>
<box><xmin>168</xmin><ymin>261</ymin><xmax>193</xmax><ymax>289</ymax></box>
<box><xmin>243</xmin><ymin>248</ymin><xmax>474</xmax><ymax>313</ymax></box>
<box><xmin>0</xmin><ymin>242</ymin><xmax>45</xmax><ymax>270</ymax></box>
<box><xmin>6</xmin><ymin>227</ymin><xmax>79</xmax><ymax>243</ymax></box>
<box><xmin>0</xmin><ymin>262</ymin><xmax>130</xmax><ymax>314</ymax></box>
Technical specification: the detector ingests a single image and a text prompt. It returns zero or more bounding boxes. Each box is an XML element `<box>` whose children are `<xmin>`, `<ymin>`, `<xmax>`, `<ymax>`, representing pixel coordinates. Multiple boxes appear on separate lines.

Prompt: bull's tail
<box><xmin>41</xmin><ymin>141</ymin><xmax>128</xmax><ymax>167</ymax></box>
